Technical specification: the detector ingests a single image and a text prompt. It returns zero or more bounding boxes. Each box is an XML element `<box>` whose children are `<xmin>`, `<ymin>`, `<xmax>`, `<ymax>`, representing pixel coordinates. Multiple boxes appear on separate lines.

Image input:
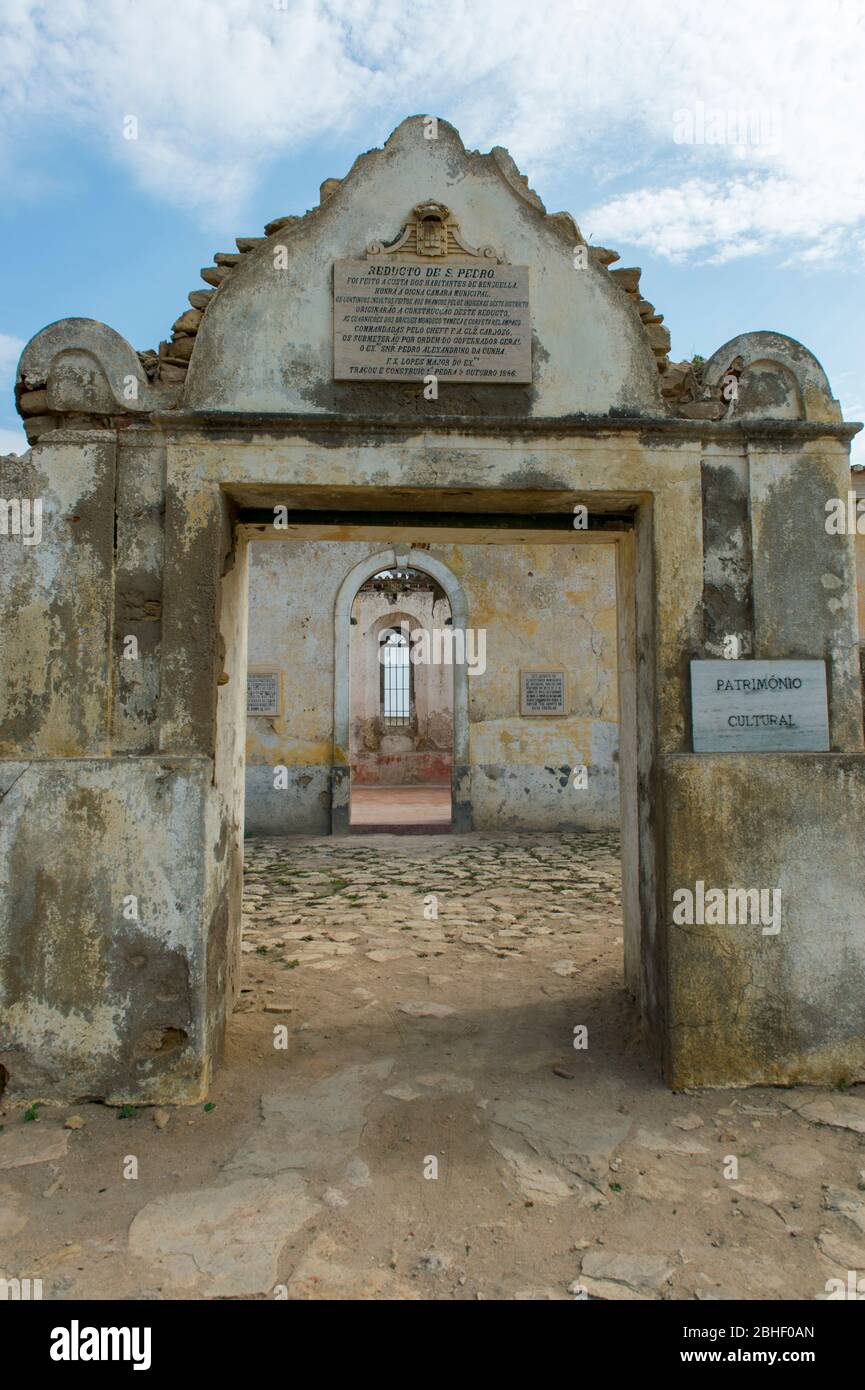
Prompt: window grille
<box><xmin>380</xmin><ymin>629</ymin><xmax>411</xmax><ymax>726</ymax></box>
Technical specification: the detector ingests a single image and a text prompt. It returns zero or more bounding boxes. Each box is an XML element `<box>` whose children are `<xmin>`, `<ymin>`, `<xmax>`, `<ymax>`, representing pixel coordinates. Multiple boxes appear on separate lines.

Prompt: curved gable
<box><xmin>184</xmin><ymin>117</ymin><xmax>664</xmax><ymax>418</ymax></box>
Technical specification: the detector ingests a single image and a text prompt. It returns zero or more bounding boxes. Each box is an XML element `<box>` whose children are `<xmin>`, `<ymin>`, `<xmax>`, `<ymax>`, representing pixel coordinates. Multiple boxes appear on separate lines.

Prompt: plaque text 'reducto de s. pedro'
<box><xmin>690</xmin><ymin>659</ymin><xmax>829</xmax><ymax>752</ymax></box>
<box><xmin>333</xmin><ymin>259</ymin><xmax>532</xmax><ymax>383</ymax></box>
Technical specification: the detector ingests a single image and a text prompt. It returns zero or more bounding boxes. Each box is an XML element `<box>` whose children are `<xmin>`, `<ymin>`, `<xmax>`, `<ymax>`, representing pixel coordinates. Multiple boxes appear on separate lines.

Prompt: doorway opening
<box><xmin>235</xmin><ymin>502</ymin><xmax>648</xmax><ymax>1037</ymax></box>
<box><xmin>228</xmin><ymin>513</ymin><xmax>650</xmax><ymax>1243</ymax></box>
<box><xmin>349</xmin><ymin>566</ymin><xmax>453</xmax><ymax>833</ymax></box>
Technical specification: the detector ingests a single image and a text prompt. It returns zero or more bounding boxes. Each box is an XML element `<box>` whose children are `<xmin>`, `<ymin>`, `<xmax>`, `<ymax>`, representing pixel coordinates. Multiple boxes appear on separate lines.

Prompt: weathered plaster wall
<box><xmin>113</xmin><ymin>438</ymin><xmax>165</xmax><ymax>753</ymax></box>
<box><xmin>664</xmin><ymin>754</ymin><xmax>865</xmax><ymax>1087</ymax></box>
<box><xmin>243</xmin><ymin>535</ymin><xmax>620</xmax><ymax>833</ymax></box>
<box><xmin>749</xmin><ymin>443</ymin><xmax>861</xmax><ymax>749</ymax></box>
<box><xmin>5</xmin><ymin>414</ymin><xmax>861</xmax><ymax>1099</ymax></box>
<box><xmin>0</xmin><ymin>758</ymin><xmax>213</xmax><ymax>1102</ymax></box>
<box><xmin>853</xmin><ymin>471</ymin><xmax>865</xmax><ymax>692</ymax></box>
<box><xmin>4</xmin><ymin>113</ymin><xmax>862</xmax><ymax>1103</ymax></box>
<box><xmin>0</xmin><ymin>437</ymin><xmax>116</xmax><ymax>758</ymax></box>
<box><xmin>447</xmin><ymin>540</ymin><xmax>619</xmax><ymax>830</ymax></box>
<box><xmin>700</xmin><ymin>446</ymin><xmax>753</xmax><ymax>659</ymax></box>
<box><xmin>0</xmin><ymin>435</ymin><xmax>245</xmax><ymax>1103</ymax></box>
<box><xmin>204</xmin><ymin>530</ymin><xmax>249</xmax><ymax>1065</ymax></box>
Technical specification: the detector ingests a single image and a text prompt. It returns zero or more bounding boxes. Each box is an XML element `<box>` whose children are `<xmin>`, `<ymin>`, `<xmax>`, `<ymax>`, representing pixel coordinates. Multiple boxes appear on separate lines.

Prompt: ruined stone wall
<box><xmin>244</xmin><ymin>537</ymin><xmax>619</xmax><ymax>833</ymax></box>
<box><xmin>4</xmin><ymin>115</ymin><xmax>862</xmax><ymax>1101</ymax></box>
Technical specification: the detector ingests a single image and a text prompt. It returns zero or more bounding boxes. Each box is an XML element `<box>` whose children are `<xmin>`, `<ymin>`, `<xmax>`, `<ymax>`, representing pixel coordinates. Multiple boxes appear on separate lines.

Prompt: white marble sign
<box><xmin>333</xmin><ymin>259</ymin><xmax>532</xmax><ymax>382</ymax></box>
<box><xmin>247</xmin><ymin>671</ymin><xmax>280</xmax><ymax>716</ymax></box>
<box><xmin>521</xmin><ymin>668</ymin><xmax>566</xmax><ymax>716</ymax></box>
<box><xmin>690</xmin><ymin>659</ymin><xmax>829</xmax><ymax>752</ymax></box>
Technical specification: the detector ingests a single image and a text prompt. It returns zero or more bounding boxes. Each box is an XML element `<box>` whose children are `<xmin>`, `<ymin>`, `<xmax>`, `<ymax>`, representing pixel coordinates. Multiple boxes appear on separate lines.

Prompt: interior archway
<box><xmin>332</xmin><ymin>547</ymin><xmax>471</xmax><ymax>834</ymax></box>
<box><xmin>349</xmin><ymin>579</ymin><xmax>454</xmax><ymax>832</ymax></box>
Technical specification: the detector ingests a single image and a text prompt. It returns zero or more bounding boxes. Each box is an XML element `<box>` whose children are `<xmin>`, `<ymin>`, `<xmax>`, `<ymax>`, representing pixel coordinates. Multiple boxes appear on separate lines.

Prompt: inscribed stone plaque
<box><xmin>690</xmin><ymin>659</ymin><xmax>829</xmax><ymax>752</ymax></box>
<box><xmin>521</xmin><ymin>668</ymin><xmax>566</xmax><ymax>716</ymax></box>
<box><xmin>333</xmin><ymin>259</ymin><xmax>532</xmax><ymax>382</ymax></box>
<box><xmin>247</xmin><ymin>671</ymin><xmax>280</xmax><ymax>717</ymax></box>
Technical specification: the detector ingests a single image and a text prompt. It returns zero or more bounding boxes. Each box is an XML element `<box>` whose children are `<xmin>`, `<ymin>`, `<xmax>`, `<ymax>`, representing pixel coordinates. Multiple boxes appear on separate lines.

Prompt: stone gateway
<box><xmin>1</xmin><ymin>116</ymin><xmax>863</xmax><ymax>1105</ymax></box>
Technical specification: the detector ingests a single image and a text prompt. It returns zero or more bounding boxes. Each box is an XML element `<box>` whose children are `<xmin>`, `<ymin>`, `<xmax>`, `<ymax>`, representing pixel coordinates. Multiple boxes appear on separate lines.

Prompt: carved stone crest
<box><xmin>367</xmin><ymin>201</ymin><xmax>501</xmax><ymax>262</ymax></box>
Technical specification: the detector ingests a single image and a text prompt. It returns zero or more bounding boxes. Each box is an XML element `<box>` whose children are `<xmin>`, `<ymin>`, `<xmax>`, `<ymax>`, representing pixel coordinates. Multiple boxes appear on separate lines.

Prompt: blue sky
<box><xmin>1</xmin><ymin>1</ymin><xmax>863</xmax><ymax>459</ymax></box>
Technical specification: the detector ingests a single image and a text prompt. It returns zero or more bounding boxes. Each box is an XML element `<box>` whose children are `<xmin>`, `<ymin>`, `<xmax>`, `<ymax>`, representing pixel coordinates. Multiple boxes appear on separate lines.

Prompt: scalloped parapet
<box><xmin>181</xmin><ymin>116</ymin><xmax>664</xmax><ymax>416</ymax></box>
<box><xmin>155</xmin><ymin>122</ymin><xmax>673</xmax><ymax>396</ymax></box>
<box><xmin>8</xmin><ymin>120</ymin><xmax>692</xmax><ymax>421</ymax></box>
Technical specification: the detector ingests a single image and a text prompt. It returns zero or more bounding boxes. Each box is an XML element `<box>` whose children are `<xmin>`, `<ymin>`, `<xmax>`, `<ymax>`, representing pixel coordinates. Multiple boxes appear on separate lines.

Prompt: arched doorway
<box><xmin>332</xmin><ymin>547</ymin><xmax>471</xmax><ymax>835</ymax></box>
<box><xmin>349</xmin><ymin>570</ymin><xmax>454</xmax><ymax>831</ymax></box>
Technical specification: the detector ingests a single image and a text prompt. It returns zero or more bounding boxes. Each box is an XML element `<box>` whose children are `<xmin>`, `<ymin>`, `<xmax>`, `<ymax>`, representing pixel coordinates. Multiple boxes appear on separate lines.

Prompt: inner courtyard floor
<box><xmin>1</xmin><ymin>832</ymin><xmax>864</xmax><ymax>1301</ymax></box>
<box><xmin>349</xmin><ymin>784</ymin><xmax>452</xmax><ymax>830</ymax></box>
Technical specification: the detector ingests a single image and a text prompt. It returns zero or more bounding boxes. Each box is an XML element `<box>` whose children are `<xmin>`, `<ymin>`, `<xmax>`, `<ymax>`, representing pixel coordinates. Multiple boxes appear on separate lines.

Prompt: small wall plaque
<box><xmin>520</xmin><ymin>668</ymin><xmax>567</xmax><ymax>716</ymax></box>
<box><xmin>246</xmin><ymin>669</ymin><xmax>281</xmax><ymax>717</ymax></box>
<box><xmin>690</xmin><ymin>659</ymin><xmax>829</xmax><ymax>752</ymax></box>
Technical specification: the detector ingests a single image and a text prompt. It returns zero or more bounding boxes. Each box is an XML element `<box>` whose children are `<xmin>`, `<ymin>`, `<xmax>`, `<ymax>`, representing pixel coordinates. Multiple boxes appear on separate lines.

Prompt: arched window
<box><xmin>379</xmin><ymin>628</ymin><xmax>411</xmax><ymax>727</ymax></box>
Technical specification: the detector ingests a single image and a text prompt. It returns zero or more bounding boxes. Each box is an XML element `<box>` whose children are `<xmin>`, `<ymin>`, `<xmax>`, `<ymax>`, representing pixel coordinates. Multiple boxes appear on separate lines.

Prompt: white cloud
<box><xmin>0</xmin><ymin>335</ymin><xmax>26</xmax><ymax>449</ymax></box>
<box><xmin>0</xmin><ymin>425</ymin><xmax>28</xmax><ymax>457</ymax></box>
<box><xmin>0</xmin><ymin>2</ymin><xmax>863</xmax><ymax>261</ymax></box>
<box><xmin>0</xmin><ymin>332</ymin><xmax>25</xmax><ymax>377</ymax></box>
<box><xmin>585</xmin><ymin>175</ymin><xmax>865</xmax><ymax>265</ymax></box>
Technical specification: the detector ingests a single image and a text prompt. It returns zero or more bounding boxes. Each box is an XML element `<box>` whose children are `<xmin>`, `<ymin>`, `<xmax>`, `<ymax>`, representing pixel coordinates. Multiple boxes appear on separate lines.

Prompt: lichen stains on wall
<box><xmin>664</xmin><ymin>753</ymin><xmax>865</xmax><ymax>1087</ymax></box>
<box><xmin>0</xmin><ymin>440</ymin><xmax>117</xmax><ymax>759</ymax></box>
<box><xmin>0</xmin><ymin>759</ymin><xmax>214</xmax><ymax>1103</ymax></box>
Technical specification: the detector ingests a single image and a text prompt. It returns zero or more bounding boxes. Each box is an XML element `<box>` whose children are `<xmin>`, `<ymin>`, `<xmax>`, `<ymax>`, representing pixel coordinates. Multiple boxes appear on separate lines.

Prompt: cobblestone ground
<box><xmin>2</xmin><ymin>832</ymin><xmax>864</xmax><ymax>1301</ymax></box>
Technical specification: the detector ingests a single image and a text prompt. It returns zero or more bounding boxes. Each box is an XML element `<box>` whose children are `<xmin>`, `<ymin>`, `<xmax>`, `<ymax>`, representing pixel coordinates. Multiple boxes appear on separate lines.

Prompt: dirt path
<box><xmin>2</xmin><ymin>832</ymin><xmax>864</xmax><ymax>1301</ymax></box>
